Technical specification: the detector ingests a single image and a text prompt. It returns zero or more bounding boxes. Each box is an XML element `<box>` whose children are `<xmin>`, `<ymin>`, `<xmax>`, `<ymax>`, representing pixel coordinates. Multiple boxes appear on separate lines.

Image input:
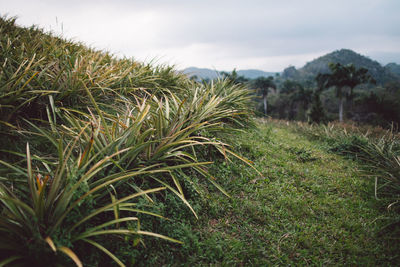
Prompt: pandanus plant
<box><xmin>0</xmin><ymin>81</ymin><xmax>257</xmax><ymax>265</ymax></box>
<box><xmin>0</xmin><ymin>129</ymin><xmax>183</xmax><ymax>266</ymax></box>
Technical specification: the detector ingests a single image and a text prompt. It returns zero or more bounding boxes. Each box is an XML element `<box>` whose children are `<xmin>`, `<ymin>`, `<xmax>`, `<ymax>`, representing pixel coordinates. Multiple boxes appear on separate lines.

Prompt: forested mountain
<box><xmin>184</xmin><ymin>50</ymin><xmax>400</xmax><ymax>85</ymax></box>
<box><xmin>281</xmin><ymin>49</ymin><xmax>399</xmax><ymax>85</ymax></box>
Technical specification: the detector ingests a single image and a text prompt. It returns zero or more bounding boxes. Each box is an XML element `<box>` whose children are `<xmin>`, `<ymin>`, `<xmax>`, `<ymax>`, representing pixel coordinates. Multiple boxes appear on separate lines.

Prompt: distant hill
<box><xmin>237</xmin><ymin>69</ymin><xmax>277</xmax><ymax>79</ymax></box>
<box><xmin>182</xmin><ymin>67</ymin><xmax>277</xmax><ymax>80</ymax></box>
<box><xmin>281</xmin><ymin>49</ymin><xmax>399</xmax><ymax>84</ymax></box>
<box><xmin>182</xmin><ymin>67</ymin><xmax>220</xmax><ymax>80</ymax></box>
<box><xmin>385</xmin><ymin>63</ymin><xmax>400</xmax><ymax>77</ymax></box>
<box><xmin>184</xmin><ymin>49</ymin><xmax>400</xmax><ymax>85</ymax></box>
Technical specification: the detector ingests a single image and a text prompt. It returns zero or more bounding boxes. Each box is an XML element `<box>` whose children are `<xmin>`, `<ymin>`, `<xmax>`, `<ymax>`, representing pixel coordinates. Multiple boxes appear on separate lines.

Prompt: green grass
<box><xmin>287</xmin><ymin>119</ymin><xmax>400</xmax><ymax>242</ymax></box>
<box><xmin>134</xmin><ymin>119</ymin><xmax>399</xmax><ymax>266</ymax></box>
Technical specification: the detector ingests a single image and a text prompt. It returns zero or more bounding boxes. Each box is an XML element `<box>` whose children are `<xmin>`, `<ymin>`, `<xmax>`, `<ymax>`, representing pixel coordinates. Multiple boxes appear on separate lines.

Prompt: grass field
<box><xmin>129</xmin><ymin>119</ymin><xmax>399</xmax><ymax>266</ymax></box>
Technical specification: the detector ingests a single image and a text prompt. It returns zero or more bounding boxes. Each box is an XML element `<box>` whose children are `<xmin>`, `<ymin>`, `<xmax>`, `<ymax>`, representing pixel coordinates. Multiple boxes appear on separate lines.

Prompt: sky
<box><xmin>2</xmin><ymin>0</ymin><xmax>400</xmax><ymax>72</ymax></box>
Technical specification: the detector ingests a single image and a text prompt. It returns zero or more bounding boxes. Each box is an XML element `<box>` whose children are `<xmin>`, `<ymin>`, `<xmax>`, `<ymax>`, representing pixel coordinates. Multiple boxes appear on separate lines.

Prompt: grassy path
<box><xmin>137</xmin><ymin>122</ymin><xmax>398</xmax><ymax>266</ymax></box>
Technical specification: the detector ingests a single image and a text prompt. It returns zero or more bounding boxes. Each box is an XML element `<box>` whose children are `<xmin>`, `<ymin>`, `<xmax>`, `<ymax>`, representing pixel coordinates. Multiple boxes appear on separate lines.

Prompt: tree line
<box><xmin>219</xmin><ymin>64</ymin><xmax>400</xmax><ymax>127</ymax></box>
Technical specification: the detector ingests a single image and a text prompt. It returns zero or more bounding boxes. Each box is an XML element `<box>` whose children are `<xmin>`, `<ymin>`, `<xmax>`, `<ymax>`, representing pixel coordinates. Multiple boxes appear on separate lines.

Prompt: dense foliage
<box><xmin>207</xmin><ymin>49</ymin><xmax>400</xmax><ymax>127</ymax></box>
<box><xmin>282</xmin><ymin>49</ymin><xmax>399</xmax><ymax>84</ymax></box>
<box><xmin>252</xmin><ymin>68</ymin><xmax>399</xmax><ymax>127</ymax></box>
<box><xmin>0</xmin><ymin>16</ymin><xmax>253</xmax><ymax>266</ymax></box>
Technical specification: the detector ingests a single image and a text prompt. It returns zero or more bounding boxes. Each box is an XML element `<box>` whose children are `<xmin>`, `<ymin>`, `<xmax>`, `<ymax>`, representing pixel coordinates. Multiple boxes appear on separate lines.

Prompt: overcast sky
<box><xmin>2</xmin><ymin>0</ymin><xmax>400</xmax><ymax>71</ymax></box>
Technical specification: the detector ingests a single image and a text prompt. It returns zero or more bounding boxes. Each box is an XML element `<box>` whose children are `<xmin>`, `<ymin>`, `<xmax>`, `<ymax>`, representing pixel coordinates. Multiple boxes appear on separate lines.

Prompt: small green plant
<box><xmin>328</xmin><ymin>135</ymin><xmax>369</xmax><ymax>158</ymax></box>
<box><xmin>288</xmin><ymin>147</ymin><xmax>318</xmax><ymax>162</ymax></box>
<box><xmin>358</xmin><ymin>135</ymin><xmax>400</xmax><ymax>215</ymax></box>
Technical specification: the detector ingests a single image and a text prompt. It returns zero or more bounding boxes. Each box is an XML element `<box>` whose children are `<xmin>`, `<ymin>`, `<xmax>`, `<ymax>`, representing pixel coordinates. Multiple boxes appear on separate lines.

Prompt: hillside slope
<box><xmin>0</xmin><ymin>17</ymin><xmax>193</xmax><ymax>123</ymax></box>
<box><xmin>0</xmin><ymin>16</ymin><xmax>254</xmax><ymax>266</ymax></box>
<box><xmin>135</xmin><ymin>120</ymin><xmax>399</xmax><ymax>266</ymax></box>
<box><xmin>237</xmin><ymin>69</ymin><xmax>277</xmax><ymax>79</ymax></box>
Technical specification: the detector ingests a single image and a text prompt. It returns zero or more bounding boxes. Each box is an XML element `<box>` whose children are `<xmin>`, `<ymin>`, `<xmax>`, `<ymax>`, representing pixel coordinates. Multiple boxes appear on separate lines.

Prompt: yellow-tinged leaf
<box><xmin>36</xmin><ymin>173</ymin><xmax>50</xmax><ymax>196</ymax></box>
<box><xmin>110</xmin><ymin>193</ymin><xmax>120</xmax><ymax>228</ymax></box>
<box><xmin>26</xmin><ymin>143</ymin><xmax>38</xmax><ymax>204</ymax></box>
<box><xmin>58</xmin><ymin>247</ymin><xmax>82</xmax><ymax>267</ymax></box>
<box><xmin>170</xmin><ymin>172</ymin><xmax>184</xmax><ymax>196</ymax></box>
<box><xmin>36</xmin><ymin>174</ymin><xmax>42</xmax><ymax>193</ymax></box>
<box><xmin>45</xmin><ymin>236</ymin><xmax>56</xmax><ymax>252</ymax></box>
<box><xmin>78</xmin><ymin>124</ymin><xmax>94</xmax><ymax>169</ymax></box>
<box><xmin>19</xmin><ymin>71</ymin><xmax>39</xmax><ymax>91</ymax></box>
<box><xmin>137</xmin><ymin>230</ymin><xmax>183</xmax><ymax>244</ymax></box>
<box><xmin>0</xmin><ymin>255</ymin><xmax>23</xmax><ymax>266</ymax></box>
<box><xmin>0</xmin><ymin>120</ymin><xmax>17</xmax><ymax>129</ymax></box>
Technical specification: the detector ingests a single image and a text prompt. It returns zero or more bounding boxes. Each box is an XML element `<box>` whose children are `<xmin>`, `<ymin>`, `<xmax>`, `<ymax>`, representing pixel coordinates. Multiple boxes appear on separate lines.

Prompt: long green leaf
<box><xmin>81</xmin><ymin>238</ymin><xmax>125</xmax><ymax>267</ymax></box>
<box><xmin>0</xmin><ymin>255</ymin><xmax>23</xmax><ymax>267</ymax></box>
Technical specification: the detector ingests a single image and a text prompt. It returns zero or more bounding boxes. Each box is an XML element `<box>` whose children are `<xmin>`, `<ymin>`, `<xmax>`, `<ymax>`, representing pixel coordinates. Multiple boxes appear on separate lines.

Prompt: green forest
<box><xmin>0</xmin><ymin>17</ymin><xmax>399</xmax><ymax>266</ymax></box>
<box><xmin>217</xmin><ymin>49</ymin><xmax>400</xmax><ymax>127</ymax></box>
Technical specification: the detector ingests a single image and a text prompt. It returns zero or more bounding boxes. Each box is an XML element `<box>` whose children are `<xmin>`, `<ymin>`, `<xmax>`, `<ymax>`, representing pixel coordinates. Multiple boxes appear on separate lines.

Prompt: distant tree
<box><xmin>278</xmin><ymin>80</ymin><xmax>312</xmax><ymax>120</ymax></box>
<box><xmin>190</xmin><ymin>75</ymin><xmax>198</xmax><ymax>81</ymax></box>
<box><xmin>281</xmin><ymin>80</ymin><xmax>302</xmax><ymax>94</ymax></box>
<box><xmin>355</xmin><ymin>87</ymin><xmax>400</xmax><ymax>126</ymax></box>
<box><xmin>384</xmin><ymin>81</ymin><xmax>400</xmax><ymax>93</ymax></box>
<box><xmin>282</xmin><ymin>66</ymin><xmax>298</xmax><ymax>79</ymax></box>
<box><xmin>308</xmin><ymin>91</ymin><xmax>326</xmax><ymax>124</ymax></box>
<box><xmin>220</xmin><ymin>68</ymin><xmax>248</xmax><ymax>84</ymax></box>
<box><xmin>253</xmin><ymin>76</ymin><xmax>276</xmax><ymax>116</ymax></box>
<box><xmin>316</xmin><ymin>63</ymin><xmax>375</xmax><ymax>122</ymax></box>
<box><xmin>315</xmin><ymin>72</ymin><xmax>331</xmax><ymax>90</ymax></box>
<box><xmin>294</xmin><ymin>87</ymin><xmax>313</xmax><ymax>120</ymax></box>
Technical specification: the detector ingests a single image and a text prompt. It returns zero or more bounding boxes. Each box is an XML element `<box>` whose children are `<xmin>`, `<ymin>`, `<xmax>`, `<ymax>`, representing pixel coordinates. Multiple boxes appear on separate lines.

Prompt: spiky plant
<box><xmin>0</xmin><ymin>15</ymin><xmax>258</xmax><ymax>266</ymax></box>
<box><xmin>0</xmin><ymin>129</ymin><xmax>187</xmax><ymax>266</ymax></box>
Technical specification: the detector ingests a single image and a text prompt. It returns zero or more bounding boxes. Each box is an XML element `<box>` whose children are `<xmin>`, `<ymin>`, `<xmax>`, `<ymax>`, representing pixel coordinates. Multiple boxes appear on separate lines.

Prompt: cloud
<box><xmin>2</xmin><ymin>0</ymin><xmax>400</xmax><ymax>71</ymax></box>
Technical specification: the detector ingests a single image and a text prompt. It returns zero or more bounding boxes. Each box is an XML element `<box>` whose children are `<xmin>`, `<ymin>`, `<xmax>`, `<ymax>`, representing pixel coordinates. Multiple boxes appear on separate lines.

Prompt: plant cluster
<box><xmin>0</xmin><ymin>16</ymin><xmax>254</xmax><ymax>266</ymax></box>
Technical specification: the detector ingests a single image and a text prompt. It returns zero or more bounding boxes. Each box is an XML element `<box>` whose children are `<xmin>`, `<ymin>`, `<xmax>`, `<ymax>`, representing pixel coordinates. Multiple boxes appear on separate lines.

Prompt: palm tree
<box><xmin>253</xmin><ymin>76</ymin><xmax>276</xmax><ymax>116</ymax></box>
<box><xmin>293</xmin><ymin>86</ymin><xmax>313</xmax><ymax>120</ymax></box>
<box><xmin>316</xmin><ymin>63</ymin><xmax>374</xmax><ymax>122</ymax></box>
<box><xmin>309</xmin><ymin>90</ymin><xmax>326</xmax><ymax>124</ymax></box>
<box><xmin>281</xmin><ymin>80</ymin><xmax>313</xmax><ymax>120</ymax></box>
